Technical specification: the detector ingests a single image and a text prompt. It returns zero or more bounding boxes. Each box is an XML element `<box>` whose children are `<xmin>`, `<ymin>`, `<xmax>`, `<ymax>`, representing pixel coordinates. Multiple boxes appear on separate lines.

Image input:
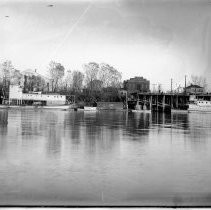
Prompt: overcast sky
<box><xmin>1</xmin><ymin>0</ymin><xmax>211</xmax><ymax>90</ymax></box>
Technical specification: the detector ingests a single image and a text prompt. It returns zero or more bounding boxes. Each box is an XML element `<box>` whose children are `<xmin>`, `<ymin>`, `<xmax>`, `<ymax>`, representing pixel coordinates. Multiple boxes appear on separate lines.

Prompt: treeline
<box><xmin>0</xmin><ymin>60</ymin><xmax>123</xmax><ymax>102</ymax></box>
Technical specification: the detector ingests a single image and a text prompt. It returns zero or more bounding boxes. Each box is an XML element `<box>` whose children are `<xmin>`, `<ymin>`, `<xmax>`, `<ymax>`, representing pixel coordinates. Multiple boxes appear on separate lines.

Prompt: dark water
<box><xmin>0</xmin><ymin>109</ymin><xmax>211</xmax><ymax>206</ymax></box>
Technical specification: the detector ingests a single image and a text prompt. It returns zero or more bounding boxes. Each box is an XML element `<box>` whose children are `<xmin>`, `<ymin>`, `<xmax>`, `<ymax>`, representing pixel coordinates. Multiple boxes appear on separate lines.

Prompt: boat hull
<box><xmin>188</xmin><ymin>108</ymin><xmax>211</xmax><ymax>113</ymax></box>
<box><xmin>188</xmin><ymin>103</ymin><xmax>211</xmax><ymax>113</ymax></box>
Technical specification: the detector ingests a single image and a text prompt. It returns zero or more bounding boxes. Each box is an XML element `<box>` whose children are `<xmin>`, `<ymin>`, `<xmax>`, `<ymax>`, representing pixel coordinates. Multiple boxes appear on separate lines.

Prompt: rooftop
<box><xmin>186</xmin><ymin>84</ymin><xmax>203</xmax><ymax>89</ymax></box>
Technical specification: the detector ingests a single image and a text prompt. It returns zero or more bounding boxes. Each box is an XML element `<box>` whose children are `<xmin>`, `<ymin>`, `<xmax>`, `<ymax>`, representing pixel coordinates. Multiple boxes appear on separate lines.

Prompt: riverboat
<box><xmin>188</xmin><ymin>100</ymin><xmax>211</xmax><ymax>113</ymax></box>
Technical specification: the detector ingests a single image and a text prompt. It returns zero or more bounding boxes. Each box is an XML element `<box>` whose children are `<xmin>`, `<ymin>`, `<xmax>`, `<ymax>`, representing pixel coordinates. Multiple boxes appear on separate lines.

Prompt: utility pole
<box><xmin>171</xmin><ymin>78</ymin><xmax>173</xmax><ymax>93</ymax></box>
<box><xmin>185</xmin><ymin>75</ymin><xmax>187</xmax><ymax>94</ymax></box>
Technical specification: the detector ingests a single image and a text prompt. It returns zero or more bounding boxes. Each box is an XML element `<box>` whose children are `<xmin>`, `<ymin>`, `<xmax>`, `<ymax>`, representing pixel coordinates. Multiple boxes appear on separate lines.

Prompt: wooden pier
<box><xmin>127</xmin><ymin>92</ymin><xmax>211</xmax><ymax>113</ymax></box>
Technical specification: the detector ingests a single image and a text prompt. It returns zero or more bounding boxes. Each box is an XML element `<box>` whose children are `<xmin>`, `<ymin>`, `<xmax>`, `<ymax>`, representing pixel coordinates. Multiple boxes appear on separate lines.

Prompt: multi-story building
<box><xmin>123</xmin><ymin>76</ymin><xmax>150</xmax><ymax>93</ymax></box>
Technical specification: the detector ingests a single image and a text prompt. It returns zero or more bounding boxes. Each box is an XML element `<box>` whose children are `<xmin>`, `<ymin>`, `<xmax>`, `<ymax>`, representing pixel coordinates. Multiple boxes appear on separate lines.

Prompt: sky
<box><xmin>1</xmin><ymin>0</ymin><xmax>211</xmax><ymax>91</ymax></box>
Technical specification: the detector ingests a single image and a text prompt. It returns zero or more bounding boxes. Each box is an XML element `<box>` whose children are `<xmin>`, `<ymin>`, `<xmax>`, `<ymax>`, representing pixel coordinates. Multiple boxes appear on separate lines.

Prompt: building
<box><xmin>9</xmin><ymin>85</ymin><xmax>66</xmax><ymax>105</ymax></box>
<box><xmin>123</xmin><ymin>77</ymin><xmax>150</xmax><ymax>93</ymax></box>
<box><xmin>185</xmin><ymin>84</ymin><xmax>204</xmax><ymax>94</ymax></box>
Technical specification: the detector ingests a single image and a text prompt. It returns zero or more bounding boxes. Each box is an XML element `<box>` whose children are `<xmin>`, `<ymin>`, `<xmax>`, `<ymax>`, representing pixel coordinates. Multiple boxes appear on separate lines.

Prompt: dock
<box><xmin>128</xmin><ymin>92</ymin><xmax>211</xmax><ymax>113</ymax></box>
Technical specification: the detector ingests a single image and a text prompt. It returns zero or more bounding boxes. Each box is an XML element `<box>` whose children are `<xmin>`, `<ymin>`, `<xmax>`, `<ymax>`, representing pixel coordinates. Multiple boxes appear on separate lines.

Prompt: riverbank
<box><xmin>0</xmin><ymin>102</ymin><xmax>125</xmax><ymax>111</ymax></box>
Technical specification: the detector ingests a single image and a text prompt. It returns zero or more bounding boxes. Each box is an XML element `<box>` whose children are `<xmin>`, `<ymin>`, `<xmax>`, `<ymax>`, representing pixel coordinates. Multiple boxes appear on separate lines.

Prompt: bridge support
<box><xmin>162</xmin><ymin>95</ymin><xmax>165</xmax><ymax>112</ymax></box>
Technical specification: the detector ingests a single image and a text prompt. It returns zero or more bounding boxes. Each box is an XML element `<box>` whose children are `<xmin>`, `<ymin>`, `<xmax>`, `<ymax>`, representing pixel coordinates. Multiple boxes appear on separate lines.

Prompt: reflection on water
<box><xmin>0</xmin><ymin>109</ymin><xmax>211</xmax><ymax>206</ymax></box>
<box><xmin>0</xmin><ymin>111</ymin><xmax>8</xmax><ymax>135</ymax></box>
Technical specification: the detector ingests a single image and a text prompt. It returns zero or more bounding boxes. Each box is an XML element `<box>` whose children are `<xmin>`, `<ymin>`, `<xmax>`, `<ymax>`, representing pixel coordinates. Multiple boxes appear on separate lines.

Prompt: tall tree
<box><xmin>99</xmin><ymin>63</ymin><xmax>122</xmax><ymax>88</ymax></box>
<box><xmin>98</xmin><ymin>63</ymin><xmax>111</xmax><ymax>88</ymax></box>
<box><xmin>0</xmin><ymin>60</ymin><xmax>14</xmax><ymax>87</ymax></box>
<box><xmin>63</xmin><ymin>70</ymin><xmax>72</xmax><ymax>92</ymax></box>
<box><xmin>84</xmin><ymin>62</ymin><xmax>99</xmax><ymax>93</ymax></box>
<box><xmin>10</xmin><ymin>69</ymin><xmax>23</xmax><ymax>85</ymax></box>
<box><xmin>72</xmin><ymin>70</ymin><xmax>84</xmax><ymax>93</ymax></box>
<box><xmin>48</xmin><ymin>61</ymin><xmax>65</xmax><ymax>92</ymax></box>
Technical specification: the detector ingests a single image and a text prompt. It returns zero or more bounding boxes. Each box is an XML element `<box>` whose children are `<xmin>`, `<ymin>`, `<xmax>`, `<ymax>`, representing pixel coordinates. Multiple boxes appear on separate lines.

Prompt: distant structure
<box><xmin>9</xmin><ymin>85</ymin><xmax>66</xmax><ymax>106</ymax></box>
<box><xmin>184</xmin><ymin>84</ymin><xmax>204</xmax><ymax>94</ymax></box>
<box><xmin>123</xmin><ymin>76</ymin><xmax>150</xmax><ymax>93</ymax></box>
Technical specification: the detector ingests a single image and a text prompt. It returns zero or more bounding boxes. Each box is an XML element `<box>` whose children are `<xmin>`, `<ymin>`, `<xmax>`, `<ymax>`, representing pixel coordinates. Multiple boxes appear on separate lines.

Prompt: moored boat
<box><xmin>41</xmin><ymin>105</ymin><xmax>71</xmax><ymax>110</ymax></box>
<box><xmin>84</xmin><ymin>106</ymin><xmax>97</xmax><ymax>111</ymax></box>
<box><xmin>188</xmin><ymin>100</ymin><xmax>211</xmax><ymax>113</ymax></box>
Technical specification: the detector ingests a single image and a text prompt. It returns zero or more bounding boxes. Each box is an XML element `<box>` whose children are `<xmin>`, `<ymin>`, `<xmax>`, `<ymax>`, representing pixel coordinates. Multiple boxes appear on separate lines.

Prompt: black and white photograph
<box><xmin>0</xmin><ymin>0</ymin><xmax>211</xmax><ymax>207</ymax></box>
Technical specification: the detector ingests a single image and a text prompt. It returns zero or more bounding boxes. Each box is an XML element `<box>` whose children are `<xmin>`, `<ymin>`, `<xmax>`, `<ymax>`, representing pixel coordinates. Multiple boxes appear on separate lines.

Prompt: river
<box><xmin>0</xmin><ymin>109</ymin><xmax>211</xmax><ymax>206</ymax></box>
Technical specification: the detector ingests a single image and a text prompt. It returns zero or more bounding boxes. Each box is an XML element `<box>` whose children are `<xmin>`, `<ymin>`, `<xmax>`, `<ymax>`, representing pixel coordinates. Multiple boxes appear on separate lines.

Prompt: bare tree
<box><xmin>83</xmin><ymin>62</ymin><xmax>99</xmax><ymax>93</ymax></box>
<box><xmin>10</xmin><ymin>70</ymin><xmax>23</xmax><ymax>85</ymax></box>
<box><xmin>98</xmin><ymin>63</ymin><xmax>122</xmax><ymax>88</ymax></box>
<box><xmin>72</xmin><ymin>70</ymin><xmax>84</xmax><ymax>93</ymax></box>
<box><xmin>0</xmin><ymin>60</ymin><xmax>14</xmax><ymax>87</ymax></box>
<box><xmin>48</xmin><ymin>61</ymin><xmax>65</xmax><ymax>92</ymax></box>
<box><xmin>190</xmin><ymin>75</ymin><xmax>207</xmax><ymax>91</ymax></box>
<box><xmin>189</xmin><ymin>75</ymin><xmax>207</xmax><ymax>92</ymax></box>
<box><xmin>98</xmin><ymin>63</ymin><xmax>111</xmax><ymax>87</ymax></box>
<box><xmin>63</xmin><ymin>70</ymin><xmax>72</xmax><ymax>91</ymax></box>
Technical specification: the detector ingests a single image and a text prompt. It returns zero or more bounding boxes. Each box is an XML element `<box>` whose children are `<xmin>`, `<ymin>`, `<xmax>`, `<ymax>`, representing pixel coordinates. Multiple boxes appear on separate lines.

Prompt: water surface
<box><xmin>0</xmin><ymin>109</ymin><xmax>211</xmax><ymax>206</ymax></box>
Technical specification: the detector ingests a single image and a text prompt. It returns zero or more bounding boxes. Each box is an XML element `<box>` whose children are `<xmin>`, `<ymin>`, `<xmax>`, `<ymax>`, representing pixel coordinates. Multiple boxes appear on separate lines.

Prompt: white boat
<box><xmin>42</xmin><ymin>105</ymin><xmax>70</xmax><ymax>110</ymax></box>
<box><xmin>84</xmin><ymin>106</ymin><xmax>97</xmax><ymax>111</ymax></box>
<box><xmin>188</xmin><ymin>100</ymin><xmax>211</xmax><ymax>113</ymax></box>
<box><xmin>132</xmin><ymin>109</ymin><xmax>151</xmax><ymax>113</ymax></box>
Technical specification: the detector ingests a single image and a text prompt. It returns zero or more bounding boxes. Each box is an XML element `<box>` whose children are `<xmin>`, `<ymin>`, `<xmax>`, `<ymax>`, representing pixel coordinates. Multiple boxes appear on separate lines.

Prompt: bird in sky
<box><xmin>5</xmin><ymin>16</ymin><xmax>9</xmax><ymax>18</ymax></box>
<box><xmin>47</xmin><ymin>4</ymin><xmax>54</xmax><ymax>7</ymax></box>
